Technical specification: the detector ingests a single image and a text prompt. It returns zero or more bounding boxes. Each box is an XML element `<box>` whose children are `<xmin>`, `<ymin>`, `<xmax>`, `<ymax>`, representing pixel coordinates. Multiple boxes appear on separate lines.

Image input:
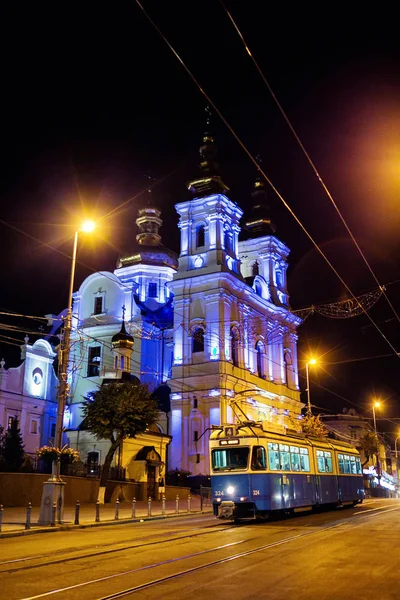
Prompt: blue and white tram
<box><xmin>210</xmin><ymin>422</ymin><xmax>364</xmax><ymax>520</ymax></box>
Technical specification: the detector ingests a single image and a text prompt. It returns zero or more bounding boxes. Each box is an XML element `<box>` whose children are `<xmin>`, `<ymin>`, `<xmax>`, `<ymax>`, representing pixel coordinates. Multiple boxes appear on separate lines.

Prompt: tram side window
<box><xmin>316</xmin><ymin>450</ymin><xmax>326</xmax><ymax>472</ymax></box>
<box><xmin>338</xmin><ymin>454</ymin><xmax>345</xmax><ymax>473</ymax></box>
<box><xmin>344</xmin><ymin>455</ymin><xmax>351</xmax><ymax>474</ymax></box>
<box><xmin>251</xmin><ymin>446</ymin><xmax>267</xmax><ymax>470</ymax></box>
<box><xmin>290</xmin><ymin>446</ymin><xmax>300</xmax><ymax>471</ymax></box>
<box><xmin>316</xmin><ymin>450</ymin><xmax>333</xmax><ymax>473</ymax></box>
<box><xmin>268</xmin><ymin>442</ymin><xmax>280</xmax><ymax>470</ymax></box>
<box><xmin>280</xmin><ymin>444</ymin><xmax>291</xmax><ymax>471</ymax></box>
<box><xmin>324</xmin><ymin>451</ymin><xmax>333</xmax><ymax>473</ymax></box>
<box><xmin>338</xmin><ymin>453</ymin><xmax>352</xmax><ymax>474</ymax></box>
<box><xmin>356</xmin><ymin>457</ymin><xmax>362</xmax><ymax>474</ymax></box>
<box><xmin>350</xmin><ymin>456</ymin><xmax>358</xmax><ymax>474</ymax></box>
<box><xmin>300</xmin><ymin>447</ymin><xmax>310</xmax><ymax>472</ymax></box>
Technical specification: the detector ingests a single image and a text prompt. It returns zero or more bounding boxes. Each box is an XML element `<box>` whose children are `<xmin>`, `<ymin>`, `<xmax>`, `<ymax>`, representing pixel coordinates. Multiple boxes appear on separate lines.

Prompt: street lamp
<box><xmin>54</xmin><ymin>220</ymin><xmax>96</xmax><ymax>473</ymax></box>
<box><xmin>372</xmin><ymin>400</ymin><xmax>381</xmax><ymax>484</ymax></box>
<box><xmin>372</xmin><ymin>401</ymin><xmax>380</xmax><ymax>435</ymax></box>
<box><xmin>395</xmin><ymin>433</ymin><xmax>400</xmax><ymax>459</ymax></box>
<box><xmin>39</xmin><ymin>220</ymin><xmax>96</xmax><ymax>525</ymax></box>
<box><xmin>305</xmin><ymin>358</ymin><xmax>317</xmax><ymax>416</ymax></box>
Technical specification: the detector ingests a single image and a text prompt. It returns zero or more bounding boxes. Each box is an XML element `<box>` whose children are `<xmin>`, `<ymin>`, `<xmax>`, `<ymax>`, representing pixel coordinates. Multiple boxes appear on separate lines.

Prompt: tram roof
<box><xmin>209</xmin><ymin>423</ymin><xmax>359</xmax><ymax>453</ymax></box>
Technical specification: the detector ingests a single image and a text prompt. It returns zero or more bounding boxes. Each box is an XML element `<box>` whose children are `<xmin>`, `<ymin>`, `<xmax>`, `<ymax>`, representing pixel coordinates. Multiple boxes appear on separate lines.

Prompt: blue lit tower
<box><xmin>167</xmin><ymin>134</ymin><xmax>303</xmax><ymax>474</ymax></box>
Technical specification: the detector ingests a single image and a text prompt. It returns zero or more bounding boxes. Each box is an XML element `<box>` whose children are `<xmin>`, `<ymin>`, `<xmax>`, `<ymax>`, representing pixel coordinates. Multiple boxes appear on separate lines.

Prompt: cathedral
<box><xmin>64</xmin><ymin>131</ymin><xmax>303</xmax><ymax>481</ymax></box>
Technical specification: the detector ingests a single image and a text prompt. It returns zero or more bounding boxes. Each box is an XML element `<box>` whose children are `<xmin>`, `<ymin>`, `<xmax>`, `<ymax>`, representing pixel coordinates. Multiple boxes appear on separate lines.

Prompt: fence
<box><xmin>0</xmin><ymin>494</ymin><xmax>212</xmax><ymax>533</ymax></box>
<box><xmin>200</xmin><ymin>486</ymin><xmax>212</xmax><ymax>511</ymax></box>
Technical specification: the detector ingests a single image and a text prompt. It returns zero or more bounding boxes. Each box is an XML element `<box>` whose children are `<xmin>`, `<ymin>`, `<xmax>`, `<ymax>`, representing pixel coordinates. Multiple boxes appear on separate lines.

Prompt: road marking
<box><xmin>354</xmin><ymin>506</ymin><xmax>400</xmax><ymax>516</ymax></box>
<box><xmin>18</xmin><ymin>540</ymin><xmax>246</xmax><ymax>600</ymax></box>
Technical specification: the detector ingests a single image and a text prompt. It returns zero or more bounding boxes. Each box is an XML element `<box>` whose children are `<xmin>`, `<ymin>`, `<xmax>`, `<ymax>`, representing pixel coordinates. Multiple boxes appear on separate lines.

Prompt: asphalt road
<box><xmin>0</xmin><ymin>498</ymin><xmax>399</xmax><ymax>600</ymax></box>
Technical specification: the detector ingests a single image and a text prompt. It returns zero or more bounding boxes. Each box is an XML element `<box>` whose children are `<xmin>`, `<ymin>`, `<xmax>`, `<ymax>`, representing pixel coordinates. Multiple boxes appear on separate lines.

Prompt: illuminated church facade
<box><xmin>64</xmin><ymin>133</ymin><xmax>303</xmax><ymax>477</ymax></box>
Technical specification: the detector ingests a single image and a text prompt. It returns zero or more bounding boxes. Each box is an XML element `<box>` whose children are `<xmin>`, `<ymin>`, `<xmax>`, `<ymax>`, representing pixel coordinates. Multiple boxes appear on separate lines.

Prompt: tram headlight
<box><xmin>226</xmin><ymin>486</ymin><xmax>235</xmax><ymax>495</ymax></box>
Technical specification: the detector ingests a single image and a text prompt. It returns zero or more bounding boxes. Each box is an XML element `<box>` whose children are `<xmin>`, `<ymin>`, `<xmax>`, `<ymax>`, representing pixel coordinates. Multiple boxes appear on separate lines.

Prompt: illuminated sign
<box><xmin>220</xmin><ymin>439</ymin><xmax>240</xmax><ymax>446</ymax></box>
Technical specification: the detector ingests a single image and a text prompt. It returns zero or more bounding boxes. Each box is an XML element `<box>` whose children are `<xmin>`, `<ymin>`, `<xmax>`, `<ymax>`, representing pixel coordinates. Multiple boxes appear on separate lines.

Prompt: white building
<box><xmin>55</xmin><ymin>132</ymin><xmax>303</xmax><ymax>480</ymax></box>
<box><xmin>167</xmin><ymin>133</ymin><xmax>302</xmax><ymax>474</ymax></box>
<box><xmin>0</xmin><ymin>338</ymin><xmax>58</xmax><ymax>456</ymax></box>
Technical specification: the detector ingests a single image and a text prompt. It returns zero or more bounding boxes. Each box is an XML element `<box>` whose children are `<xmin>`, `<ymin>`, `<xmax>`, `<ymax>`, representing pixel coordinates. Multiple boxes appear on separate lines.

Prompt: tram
<box><xmin>210</xmin><ymin>421</ymin><xmax>364</xmax><ymax>520</ymax></box>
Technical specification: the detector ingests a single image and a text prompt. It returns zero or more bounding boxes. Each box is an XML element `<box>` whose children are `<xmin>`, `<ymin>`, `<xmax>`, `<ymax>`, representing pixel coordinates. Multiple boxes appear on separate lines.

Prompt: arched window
<box><xmin>256</xmin><ymin>341</ymin><xmax>264</xmax><ymax>378</ymax></box>
<box><xmin>120</xmin><ymin>355</ymin><xmax>125</xmax><ymax>370</ymax></box>
<box><xmin>115</xmin><ymin>355</ymin><xmax>118</xmax><ymax>369</ymax></box>
<box><xmin>255</xmin><ymin>281</ymin><xmax>262</xmax><ymax>297</ymax></box>
<box><xmin>224</xmin><ymin>229</ymin><xmax>232</xmax><ymax>253</ymax></box>
<box><xmin>284</xmin><ymin>350</ymin><xmax>292</xmax><ymax>386</ymax></box>
<box><xmin>252</xmin><ymin>262</ymin><xmax>259</xmax><ymax>276</ymax></box>
<box><xmin>230</xmin><ymin>327</ymin><xmax>239</xmax><ymax>367</ymax></box>
<box><xmin>196</xmin><ymin>225</ymin><xmax>205</xmax><ymax>248</ymax></box>
<box><xmin>192</xmin><ymin>328</ymin><xmax>205</xmax><ymax>353</ymax></box>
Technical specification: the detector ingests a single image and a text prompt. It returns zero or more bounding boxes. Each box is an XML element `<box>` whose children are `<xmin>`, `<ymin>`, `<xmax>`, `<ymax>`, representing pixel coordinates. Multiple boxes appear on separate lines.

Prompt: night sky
<box><xmin>1</xmin><ymin>2</ymin><xmax>399</xmax><ymax>440</ymax></box>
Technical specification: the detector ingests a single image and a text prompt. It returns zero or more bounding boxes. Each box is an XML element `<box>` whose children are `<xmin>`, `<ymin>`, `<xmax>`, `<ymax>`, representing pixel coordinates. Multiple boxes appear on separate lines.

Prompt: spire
<box><xmin>187</xmin><ymin>106</ymin><xmax>229</xmax><ymax>197</ymax></box>
<box><xmin>244</xmin><ymin>156</ymin><xmax>276</xmax><ymax>236</ymax></box>
<box><xmin>135</xmin><ymin>180</ymin><xmax>163</xmax><ymax>246</ymax></box>
<box><xmin>112</xmin><ymin>306</ymin><xmax>134</xmax><ymax>349</ymax></box>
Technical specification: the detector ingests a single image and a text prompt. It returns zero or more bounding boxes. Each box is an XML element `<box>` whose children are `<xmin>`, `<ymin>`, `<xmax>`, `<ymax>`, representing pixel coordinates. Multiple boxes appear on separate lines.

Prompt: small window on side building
<box><xmin>94</xmin><ymin>296</ymin><xmax>103</xmax><ymax>315</ymax></box>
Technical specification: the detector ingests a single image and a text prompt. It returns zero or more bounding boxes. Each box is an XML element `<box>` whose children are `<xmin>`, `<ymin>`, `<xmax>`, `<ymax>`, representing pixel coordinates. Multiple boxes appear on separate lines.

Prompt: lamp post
<box><xmin>372</xmin><ymin>401</ymin><xmax>381</xmax><ymax>484</ymax></box>
<box><xmin>39</xmin><ymin>220</ymin><xmax>95</xmax><ymax>524</ymax></box>
<box><xmin>305</xmin><ymin>358</ymin><xmax>317</xmax><ymax>416</ymax></box>
<box><xmin>395</xmin><ymin>434</ymin><xmax>400</xmax><ymax>459</ymax></box>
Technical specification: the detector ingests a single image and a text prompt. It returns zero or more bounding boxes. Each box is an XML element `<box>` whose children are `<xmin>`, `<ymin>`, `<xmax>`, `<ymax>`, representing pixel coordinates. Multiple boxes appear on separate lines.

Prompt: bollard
<box><xmin>131</xmin><ymin>498</ymin><xmax>136</xmax><ymax>519</ymax></box>
<box><xmin>0</xmin><ymin>504</ymin><xmax>3</xmax><ymax>532</ymax></box>
<box><xmin>187</xmin><ymin>494</ymin><xmax>191</xmax><ymax>513</ymax></box>
<box><xmin>175</xmin><ymin>494</ymin><xmax>179</xmax><ymax>514</ymax></box>
<box><xmin>115</xmin><ymin>499</ymin><xmax>120</xmax><ymax>520</ymax></box>
<box><xmin>147</xmin><ymin>496</ymin><xmax>152</xmax><ymax>517</ymax></box>
<box><xmin>161</xmin><ymin>495</ymin><xmax>166</xmax><ymax>516</ymax></box>
<box><xmin>74</xmin><ymin>501</ymin><xmax>80</xmax><ymax>525</ymax></box>
<box><xmin>25</xmin><ymin>502</ymin><xmax>32</xmax><ymax>530</ymax></box>
<box><xmin>95</xmin><ymin>500</ymin><xmax>100</xmax><ymax>523</ymax></box>
<box><xmin>50</xmin><ymin>502</ymin><xmax>57</xmax><ymax>527</ymax></box>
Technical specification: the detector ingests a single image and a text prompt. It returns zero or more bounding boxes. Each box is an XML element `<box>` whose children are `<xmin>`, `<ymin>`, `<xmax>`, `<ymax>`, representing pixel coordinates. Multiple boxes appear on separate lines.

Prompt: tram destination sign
<box><xmin>219</xmin><ymin>439</ymin><xmax>240</xmax><ymax>446</ymax></box>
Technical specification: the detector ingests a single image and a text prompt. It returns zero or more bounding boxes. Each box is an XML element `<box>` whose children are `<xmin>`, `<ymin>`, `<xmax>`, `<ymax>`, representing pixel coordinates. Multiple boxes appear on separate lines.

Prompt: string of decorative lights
<box><xmin>219</xmin><ymin>0</ymin><xmax>400</xmax><ymax>329</ymax></box>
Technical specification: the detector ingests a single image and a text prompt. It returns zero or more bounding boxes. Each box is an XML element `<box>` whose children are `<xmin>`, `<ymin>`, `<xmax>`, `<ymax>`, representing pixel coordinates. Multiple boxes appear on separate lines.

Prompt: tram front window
<box><xmin>212</xmin><ymin>448</ymin><xmax>249</xmax><ymax>471</ymax></box>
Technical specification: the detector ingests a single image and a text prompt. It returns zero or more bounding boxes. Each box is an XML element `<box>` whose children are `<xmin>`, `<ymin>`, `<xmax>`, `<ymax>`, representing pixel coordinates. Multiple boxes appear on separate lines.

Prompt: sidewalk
<box><xmin>0</xmin><ymin>497</ymin><xmax>212</xmax><ymax>539</ymax></box>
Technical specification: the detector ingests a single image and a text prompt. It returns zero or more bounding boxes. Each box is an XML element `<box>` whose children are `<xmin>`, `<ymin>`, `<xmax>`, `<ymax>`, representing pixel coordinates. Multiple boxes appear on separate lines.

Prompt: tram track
<box><xmin>7</xmin><ymin>501</ymin><xmax>398</xmax><ymax>600</ymax></box>
<box><xmin>0</xmin><ymin>522</ymin><xmax>235</xmax><ymax>574</ymax></box>
<box><xmin>19</xmin><ymin>520</ymin><xmax>350</xmax><ymax>600</ymax></box>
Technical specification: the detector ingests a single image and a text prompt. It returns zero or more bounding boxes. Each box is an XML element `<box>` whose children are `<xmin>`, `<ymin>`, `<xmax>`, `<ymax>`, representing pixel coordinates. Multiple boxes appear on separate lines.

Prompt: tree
<box><xmin>301</xmin><ymin>414</ymin><xmax>328</xmax><ymax>437</ymax></box>
<box><xmin>83</xmin><ymin>381</ymin><xmax>159</xmax><ymax>500</ymax></box>
<box><xmin>2</xmin><ymin>418</ymin><xmax>25</xmax><ymax>472</ymax></box>
<box><xmin>358</xmin><ymin>430</ymin><xmax>379</xmax><ymax>466</ymax></box>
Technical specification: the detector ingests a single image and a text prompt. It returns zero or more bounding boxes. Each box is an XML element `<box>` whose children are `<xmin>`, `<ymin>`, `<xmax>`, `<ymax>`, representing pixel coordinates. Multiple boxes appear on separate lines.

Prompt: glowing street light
<box><xmin>372</xmin><ymin>400</ymin><xmax>381</xmax><ymax>484</ymax></box>
<box><xmin>372</xmin><ymin>400</ymin><xmax>381</xmax><ymax>435</ymax></box>
<box><xmin>39</xmin><ymin>220</ymin><xmax>96</xmax><ymax>525</ymax></box>
<box><xmin>395</xmin><ymin>432</ymin><xmax>400</xmax><ymax>459</ymax></box>
<box><xmin>81</xmin><ymin>219</ymin><xmax>96</xmax><ymax>233</ymax></box>
<box><xmin>305</xmin><ymin>357</ymin><xmax>318</xmax><ymax>416</ymax></box>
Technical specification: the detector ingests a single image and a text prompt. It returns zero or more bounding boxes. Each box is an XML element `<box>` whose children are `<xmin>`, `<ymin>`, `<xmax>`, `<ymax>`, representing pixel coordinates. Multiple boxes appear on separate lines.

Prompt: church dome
<box><xmin>111</xmin><ymin>320</ymin><xmax>134</xmax><ymax>349</ymax></box>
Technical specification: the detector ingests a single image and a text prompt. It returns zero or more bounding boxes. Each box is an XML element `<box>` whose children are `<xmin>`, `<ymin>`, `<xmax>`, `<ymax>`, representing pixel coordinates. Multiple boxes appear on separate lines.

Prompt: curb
<box><xmin>0</xmin><ymin>509</ymin><xmax>213</xmax><ymax>539</ymax></box>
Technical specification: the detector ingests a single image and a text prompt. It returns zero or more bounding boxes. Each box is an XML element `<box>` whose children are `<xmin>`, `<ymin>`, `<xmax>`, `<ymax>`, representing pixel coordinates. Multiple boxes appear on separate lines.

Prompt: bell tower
<box><xmin>111</xmin><ymin>306</ymin><xmax>134</xmax><ymax>374</ymax></box>
<box><xmin>175</xmin><ymin>129</ymin><xmax>242</xmax><ymax>279</ymax></box>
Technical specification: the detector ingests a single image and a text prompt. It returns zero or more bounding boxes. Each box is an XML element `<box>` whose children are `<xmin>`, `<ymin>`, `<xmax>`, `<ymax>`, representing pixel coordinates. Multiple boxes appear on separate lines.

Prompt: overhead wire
<box><xmin>134</xmin><ymin>0</ymin><xmax>400</xmax><ymax>364</ymax></box>
<box><xmin>219</xmin><ymin>1</ymin><xmax>400</xmax><ymax>327</ymax></box>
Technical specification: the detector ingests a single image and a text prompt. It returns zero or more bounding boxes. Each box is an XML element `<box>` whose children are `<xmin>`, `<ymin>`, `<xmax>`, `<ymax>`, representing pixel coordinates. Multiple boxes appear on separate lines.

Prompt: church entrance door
<box><xmin>147</xmin><ymin>465</ymin><xmax>156</xmax><ymax>499</ymax></box>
